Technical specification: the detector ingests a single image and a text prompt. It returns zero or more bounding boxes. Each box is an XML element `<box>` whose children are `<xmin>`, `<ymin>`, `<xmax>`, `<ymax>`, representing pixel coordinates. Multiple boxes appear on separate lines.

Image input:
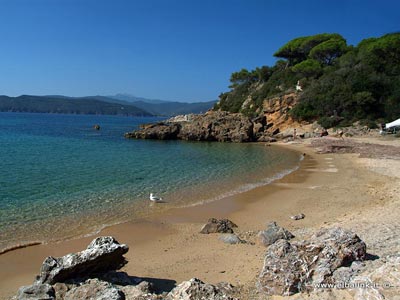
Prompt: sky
<box><xmin>0</xmin><ymin>0</ymin><xmax>399</xmax><ymax>102</ymax></box>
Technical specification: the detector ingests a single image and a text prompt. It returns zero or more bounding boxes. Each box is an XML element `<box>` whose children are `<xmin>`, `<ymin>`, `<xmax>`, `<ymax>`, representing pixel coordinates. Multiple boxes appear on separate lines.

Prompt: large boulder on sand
<box><xmin>200</xmin><ymin>218</ymin><xmax>238</xmax><ymax>234</ymax></box>
<box><xmin>257</xmin><ymin>221</ymin><xmax>294</xmax><ymax>247</ymax></box>
<box><xmin>257</xmin><ymin>227</ymin><xmax>367</xmax><ymax>296</ymax></box>
<box><xmin>38</xmin><ymin>236</ymin><xmax>128</xmax><ymax>285</ymax></box>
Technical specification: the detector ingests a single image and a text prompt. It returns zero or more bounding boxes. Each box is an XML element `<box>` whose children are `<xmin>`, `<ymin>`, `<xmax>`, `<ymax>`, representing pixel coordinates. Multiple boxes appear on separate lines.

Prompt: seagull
<box><xmin>149</xmin><ymin>193</ymin><xmax>163</xmax><ymax>202</ymax></box>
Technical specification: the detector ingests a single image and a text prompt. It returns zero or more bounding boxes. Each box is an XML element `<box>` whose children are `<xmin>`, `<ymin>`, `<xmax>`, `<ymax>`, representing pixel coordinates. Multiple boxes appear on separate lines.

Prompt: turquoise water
<box><xmin>0</xmin><ymin>112</ymin><xmax>301</xmax><ymax>249</ymax></box>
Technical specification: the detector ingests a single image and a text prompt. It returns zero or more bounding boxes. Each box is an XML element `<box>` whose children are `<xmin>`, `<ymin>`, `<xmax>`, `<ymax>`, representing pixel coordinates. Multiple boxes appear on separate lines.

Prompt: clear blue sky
<box><xmin>0</xmin><ymin>0</ymin><xmax>398</xmax><ymax>102</ymax></box>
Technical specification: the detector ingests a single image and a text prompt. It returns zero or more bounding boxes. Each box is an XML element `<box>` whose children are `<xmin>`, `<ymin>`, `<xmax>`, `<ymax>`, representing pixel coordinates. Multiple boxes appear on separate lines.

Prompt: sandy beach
<box><xmin>1</xmin><ymin>136</ymin><xmax>399</xmax><ymax>299</ymax></box>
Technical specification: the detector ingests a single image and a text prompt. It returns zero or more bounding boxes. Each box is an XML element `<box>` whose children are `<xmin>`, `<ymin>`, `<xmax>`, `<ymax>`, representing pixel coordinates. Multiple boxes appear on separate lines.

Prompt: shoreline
<box><xmin>0</xmin><ymin>142</ymin><xmax>302</xmax><ymax>255</ymax></box>
<box><xmin>0</xmin><ymin>143</ymin><xmax>299</xmax><ymax>255</ymax></box>
<box><xmin>1</xmin><ymin>137</ymin><xmax>399</xmax><ymax>299</ymax></box>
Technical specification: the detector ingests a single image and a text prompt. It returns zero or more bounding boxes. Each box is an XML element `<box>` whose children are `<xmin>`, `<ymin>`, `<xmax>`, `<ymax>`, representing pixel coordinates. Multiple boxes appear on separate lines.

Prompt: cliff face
<box><xmin>261</xmin><ymin>92</ymin><xmax>308</xmax><ymax>135</ymax></box>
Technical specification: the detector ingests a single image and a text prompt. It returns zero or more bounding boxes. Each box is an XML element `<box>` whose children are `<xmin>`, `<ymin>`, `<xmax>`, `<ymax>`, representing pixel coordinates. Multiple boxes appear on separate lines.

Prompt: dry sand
<box><xmin>1</xmin><ymin>136</ymin><xmax>399</xmax><ymax>299</ymax></box>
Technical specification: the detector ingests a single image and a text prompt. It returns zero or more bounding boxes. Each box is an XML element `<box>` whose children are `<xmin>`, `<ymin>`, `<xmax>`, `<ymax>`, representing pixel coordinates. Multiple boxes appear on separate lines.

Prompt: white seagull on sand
<box><xmin>149</xmin><ymin>193</ymin><xmax>163</xmax><ymax>202</ymax></box>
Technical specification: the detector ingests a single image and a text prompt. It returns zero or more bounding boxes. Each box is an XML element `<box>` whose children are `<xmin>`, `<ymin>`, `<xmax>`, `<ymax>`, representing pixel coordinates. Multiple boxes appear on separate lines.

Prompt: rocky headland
<box><xmin>125</xmin><ymin>92</ymin><xmax>384</xmax><ymax>144</ymax></box>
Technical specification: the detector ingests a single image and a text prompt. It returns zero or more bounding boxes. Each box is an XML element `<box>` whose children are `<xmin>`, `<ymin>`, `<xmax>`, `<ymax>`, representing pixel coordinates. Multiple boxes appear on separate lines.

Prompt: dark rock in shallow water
<box><xmin>257</xmin><ymin>221</ymin><xmax>294</xmax><ymax>247</ymax></box>
<box><xmin>200</xmin><ymin>218</ymin><xmax>238</xmax><ymax>234</ymax></box>
<box><xmin>257</xmin><ymin>227</ymin><xmax>367</xmax><ymax>296</ymax></box>
<box><xmin>166</xmin><ymin>278</ymin><xmax>237</xmax><ymax>300</ymax></box>
<box><xmin>18</xmin><ymin>283</ymin><xmax>55</xmax><ymax>300</ymax></box>
<box><xmin>38</xmin><ymin>236</ymin><xmax>128</xmax><ymax>285</ymax></box>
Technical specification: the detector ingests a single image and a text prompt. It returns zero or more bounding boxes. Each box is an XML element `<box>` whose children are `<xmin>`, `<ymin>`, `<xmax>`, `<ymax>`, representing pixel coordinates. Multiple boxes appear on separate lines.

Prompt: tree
<box><xmin>274</xmin><ymin>33</ymin><xmax>345</xmax><ymax>65</ymax></box>
<box><xmin>229</xmin><ymin>68</ymin><xmax>254</xmax><ymax>87</ymax></box>
<box><xmin>309</xmin><ymin>38</ymin><xmax>347</xmax><ymax>65</ymax></box>
<box><xmin>291</xmin><ymin>59</ymin><xmax>322</xmax><ymax>77</ymax></box>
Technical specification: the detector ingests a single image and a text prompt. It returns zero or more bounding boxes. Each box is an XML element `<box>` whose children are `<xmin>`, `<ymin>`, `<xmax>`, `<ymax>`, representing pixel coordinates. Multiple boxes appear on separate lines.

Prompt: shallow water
<box><xmin>0</xmin><ymin>112</ymin><xmax>301</xmax><ymax>249</ymax></box>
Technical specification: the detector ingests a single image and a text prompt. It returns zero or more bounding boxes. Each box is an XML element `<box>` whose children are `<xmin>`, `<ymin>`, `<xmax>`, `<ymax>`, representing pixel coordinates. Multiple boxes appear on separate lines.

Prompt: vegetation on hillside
<box><xmin>214</xmin><ymin>33</ymin><xmax>400</xmax><ymax>128</ymax></box>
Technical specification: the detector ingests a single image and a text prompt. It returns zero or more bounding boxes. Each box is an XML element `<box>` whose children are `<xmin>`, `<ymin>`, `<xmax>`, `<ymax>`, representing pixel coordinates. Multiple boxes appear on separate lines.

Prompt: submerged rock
<box><xmin>200</xmin><ymin>218</ymin><xmax>238</xmax><ymax>234</ymax></box>
<box><xmin>257</xmin><ymin>227</ymin><xmax>367</xmax><ymax>296</ymax></box>
<box><xmin>257</xmin><ymin>221</ymin><xmax>294</xmax><ymax>247</ymax></box>
<box><xmin>38</xmin><ymin>236</ymin><xmax>128</xmax><ymax>285</ymax></box>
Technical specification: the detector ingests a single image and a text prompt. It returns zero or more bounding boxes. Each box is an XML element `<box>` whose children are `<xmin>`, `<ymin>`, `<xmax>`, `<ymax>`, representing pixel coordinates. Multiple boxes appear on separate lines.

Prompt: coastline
<box><xmin>1</xmin><ymin>137</ymin><xmax>399</xmax><ymax>299</ymax></box>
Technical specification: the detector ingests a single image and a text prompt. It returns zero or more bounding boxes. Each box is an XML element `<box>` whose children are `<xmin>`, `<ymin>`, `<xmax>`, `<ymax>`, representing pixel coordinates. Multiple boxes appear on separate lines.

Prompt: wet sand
<box><xmin>0</xmin><ymin>141</ymin><xmax>387</xmax><ymax>299</ymax></box>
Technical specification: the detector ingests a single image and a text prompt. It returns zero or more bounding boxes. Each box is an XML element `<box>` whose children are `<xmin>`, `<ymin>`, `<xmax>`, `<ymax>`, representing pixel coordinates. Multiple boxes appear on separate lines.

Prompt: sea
<box><xmin>0</xmin><ymin>112</ymin><xmax>301</xmax><ymax>251</ymax></box>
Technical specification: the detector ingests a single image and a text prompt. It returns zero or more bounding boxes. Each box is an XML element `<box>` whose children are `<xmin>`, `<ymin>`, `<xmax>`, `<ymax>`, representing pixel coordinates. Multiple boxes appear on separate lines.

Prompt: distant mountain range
<box><xmin>0</xmin><ymin>95</ymin><xmax>152</xmax><ymax>116</ymax></box>
<box><xmin>0</xmin><ymin>94</ymin><xmax>217</xmax><ymax>117</ymax></box>
<box><xmin>104</xmin><ymin>94</ymin><xmax>217</xmax><ymax>116</ymax></box>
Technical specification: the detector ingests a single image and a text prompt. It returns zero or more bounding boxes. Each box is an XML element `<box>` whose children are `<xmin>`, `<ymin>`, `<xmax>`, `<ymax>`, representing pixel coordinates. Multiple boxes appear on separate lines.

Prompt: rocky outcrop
<box><xmin>257</xmin><ymin>221</ymin><xmax>294</xmax><ymax>247</ymax></box>
<box><xmin>38</xmin><ymin>236</ymin><xmax>128</xmax><ymax>285</ymax></box>
<box><xmin>200</xmin><ymin>218</ymin><xmax>238</xmax><ymax>234</ymax></box>
<box><xmin>125</xmin><ymin>111</ymin><xmax>255</xmax><ymax>142</ymax></box>
<box><xmin>166</xmin><ymin>278</ymin><xmax>237</xmax><ymax>300</ymax></box>
<box><xmin>257</xmin><ymin>227</ymin><xmax>367</xmax><ymax>296</ymax></box>
<box><xmin>125</xmin><ymin>122</ymin><xmax>181</xmax><ymax>140</ymax></box>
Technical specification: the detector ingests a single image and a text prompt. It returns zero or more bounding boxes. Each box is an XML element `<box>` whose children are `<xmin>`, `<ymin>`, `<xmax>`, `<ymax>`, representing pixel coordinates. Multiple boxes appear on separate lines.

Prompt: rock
<box><xmin>17</xmin><ymin>283</ymin><xmax>55</xmax><ymax>300</ymax></box>
<box><xmin>53</xmin><ymin>283</ymin><xmax>70</xmax><ymax>300</ymax></box>
<box><xmin>200</xmin><ymin>218</ymin><xmax>238</xmax><ymax>234</ymax></box>
<box><xmin>257</xmin><ymin>227</ymin><xmax>367</xmax><ymax>296</ymax></box>
<box><xmin>125</xmin><ymin>122</ymin><xmax>181</xmax><ymax>140</ymax></box>
<box><xmin>219</xmin><ymin>234</ymin><xmax>245</xmax><ymax>244</ymax></box>
<box><xmin>290</xmin><ymin>213</ymin><xmax>305</xmax><ymax>220</ymax></box>
<box><xmin>126</xmin><ymin>111</ymin><xmax>255</xmax><ymax>143</ymax></box>
<box><xmin>257</xmin><ymin>222</ymin><xmax>294</xmax><ymax>247</ymax></box>
<box><xmin>178</xmin><ymin>111</ymin><xmax>254</xmax><ymax>142</ymax></box>
<box><xmin>64</xmin><ymin>279</ymin><xmax>123</xmax><ymax>300</ymax></box>
<box><xmin>257</xmin><ymin>134</ymin><xmax>277</xmax><ymax>143</ymax></box>
<box><xmin>99</xmin><ymin>271</ymin><xmax>141</xmax><ymax>286</ymax></box>
<box><xmin>121</xmin><ymin>281</ymin><xmax>160</xmax><ymax>299</ymax></box>
<box><xmin>353</xmin><ymin>255</ymin><xmax>400</xmax><ymax>300</ymax></box>
<box><xmin>332</xmin><ymin>261</ymin><xmax>365</xmax><ymax>284</ymax></box>
<box><xmin>166</xmin><ymin>278</ymin><xmax>237</xmax><ymax>300</ymax></box>
<box><xmin>38</xmin><ymin>236</ymin><xmax>128</xmax><ymax>285</ymax></box>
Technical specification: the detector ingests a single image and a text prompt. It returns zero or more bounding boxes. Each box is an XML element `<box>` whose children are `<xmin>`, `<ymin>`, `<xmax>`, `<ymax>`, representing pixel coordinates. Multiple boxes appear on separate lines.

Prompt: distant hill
<box><xmin>0</xmin><ymin>95</ymin><xmax>152</xmax><ymax>116</ymax></box>
<box><xmin>106</xmin><ymin>94</ymin><xmax>217</xmax><ymax>116</ymax></box>
<box><xmin>109</xmin><ymin>93</ymin><xmax>168</xmax><ymax>104</ymax></box>
<box><xmin>128</xmin><ymin>100</ymin><xmax>216</xmax><ymax>116</ymax></box>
